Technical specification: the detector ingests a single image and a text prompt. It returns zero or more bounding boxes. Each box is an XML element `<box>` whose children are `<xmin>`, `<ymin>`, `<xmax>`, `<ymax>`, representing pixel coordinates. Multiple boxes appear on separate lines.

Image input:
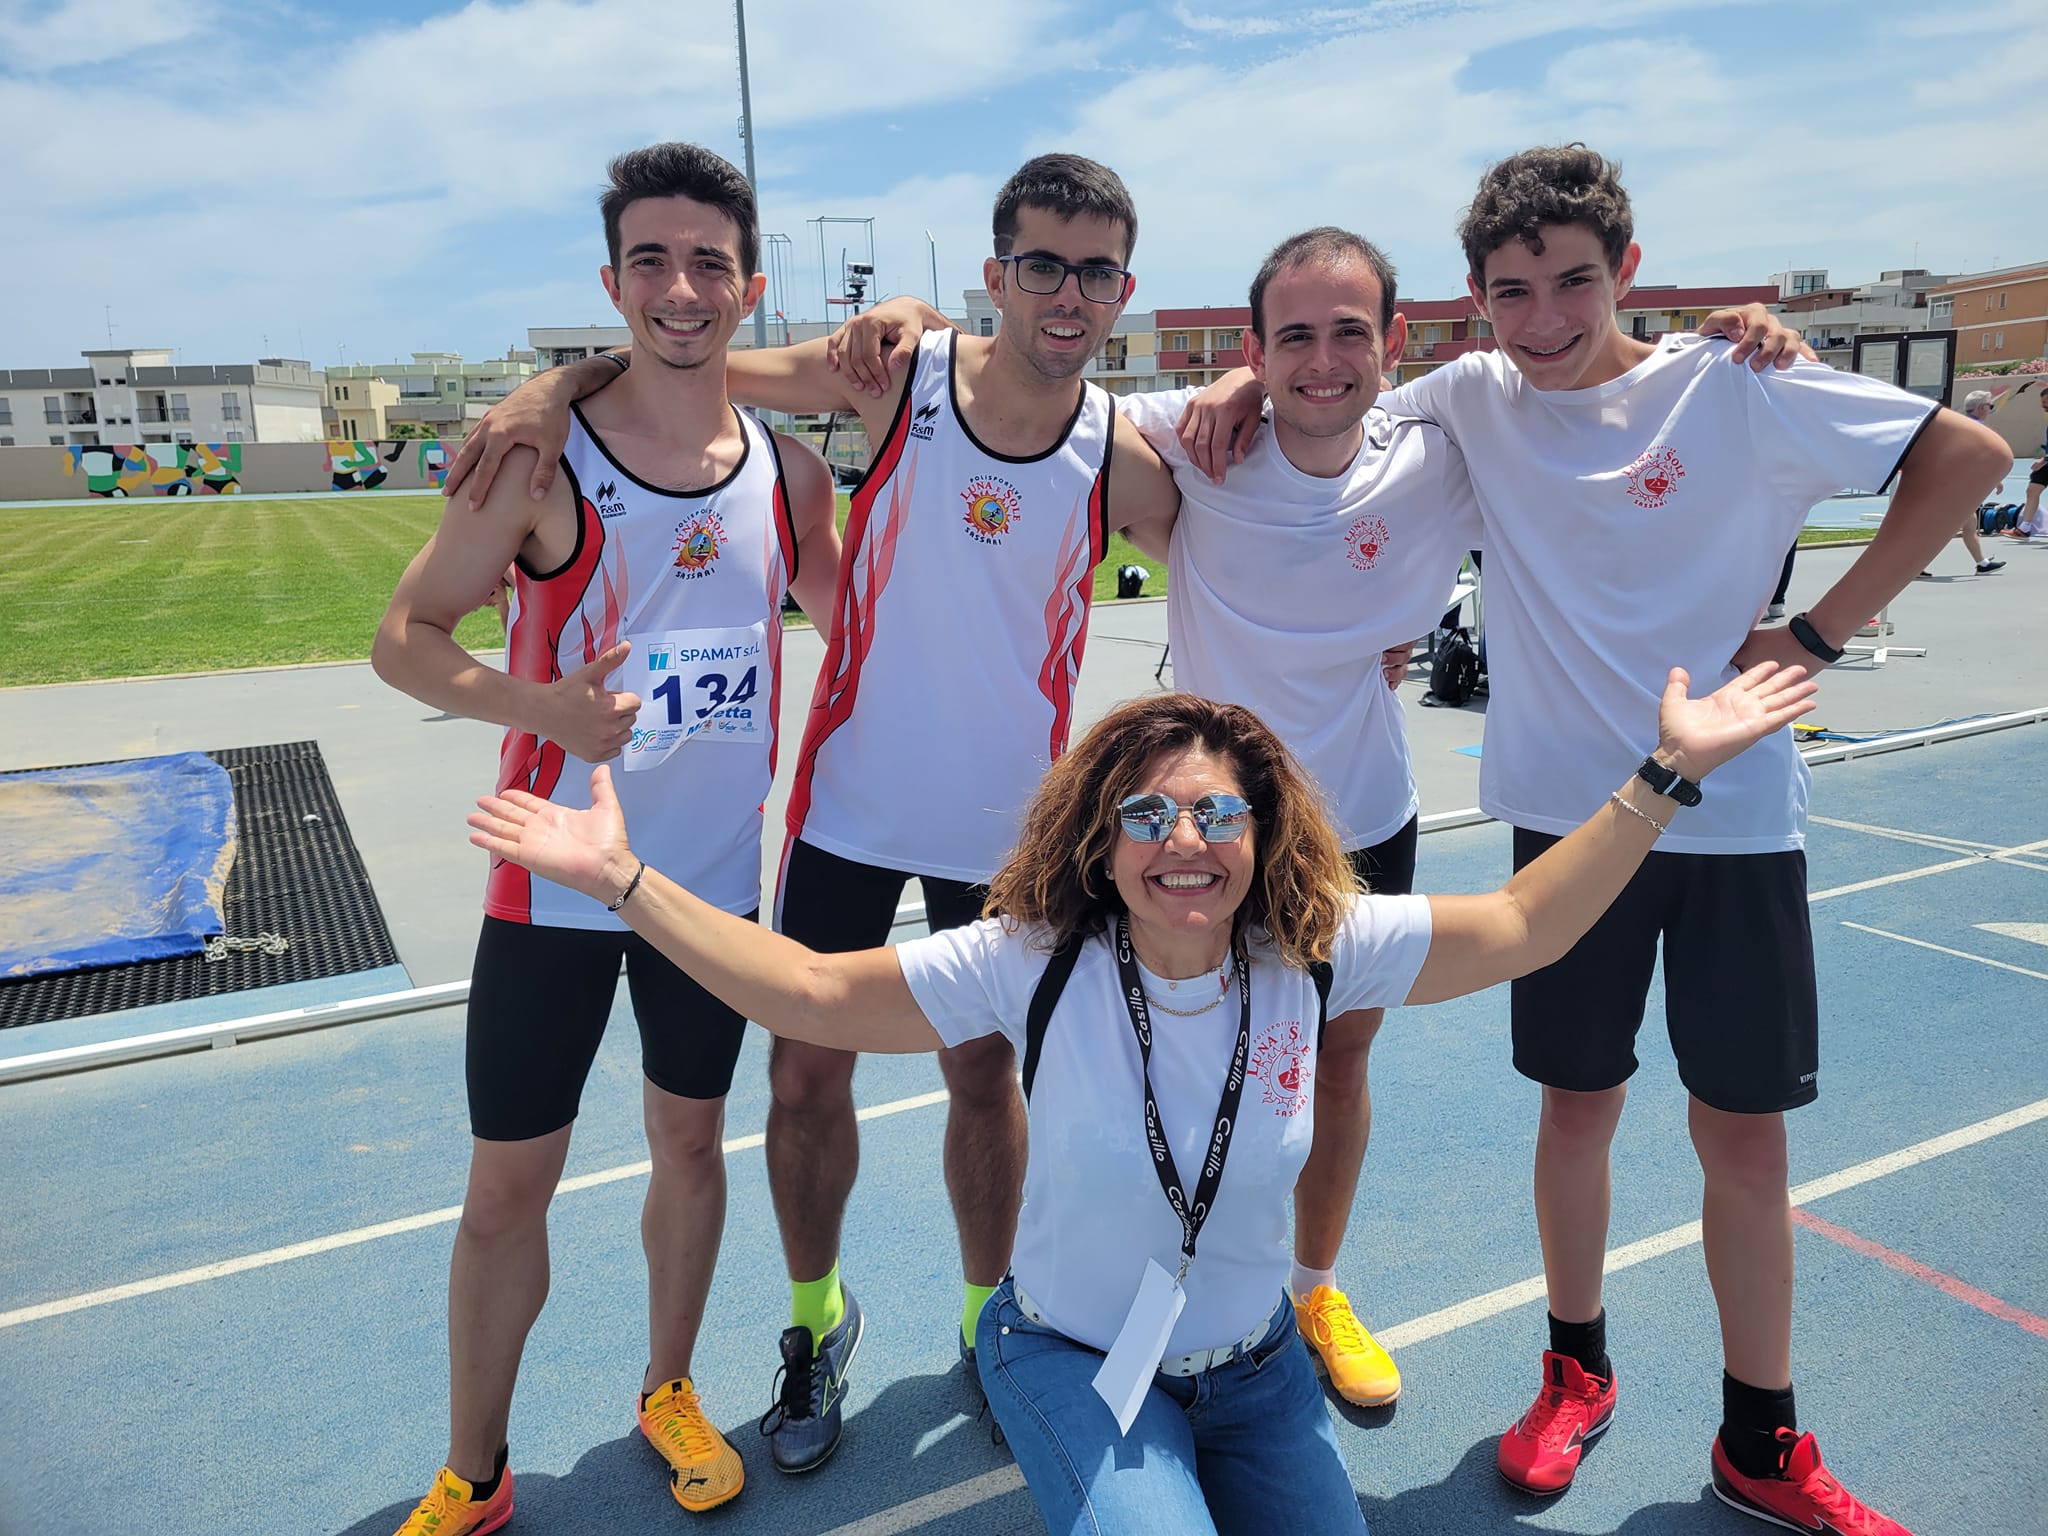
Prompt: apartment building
<box><xmin>0</xmin><ymin>349</ymin><xmax>325</xmax><ymax>447</ymax></box>
<box><xmin>1928</xmin><ymin>261</ymin><xmax>2048</xmax><ymax>367</ymax></box>
<box><xmin>323</xmin><ymin>351</ymin><xmax>538</xmax><ymax>440</ymax></box>
<box><xmin>1770</xmin><ymin>269</ymin><xmax>1944</xmax><ymax>370</ymax></box>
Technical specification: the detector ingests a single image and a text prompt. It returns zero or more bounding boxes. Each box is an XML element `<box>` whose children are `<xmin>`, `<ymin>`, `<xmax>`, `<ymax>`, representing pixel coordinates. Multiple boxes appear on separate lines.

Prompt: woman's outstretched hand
<box><xmin>468</xmin><ymin>766</ymin><xmax>635</xmax><ymax>905</ymax></box>
<box><xmin>1655</xmin><ymin>661</ymin><xmax>1818</xmax><ymax>782</ymax></box>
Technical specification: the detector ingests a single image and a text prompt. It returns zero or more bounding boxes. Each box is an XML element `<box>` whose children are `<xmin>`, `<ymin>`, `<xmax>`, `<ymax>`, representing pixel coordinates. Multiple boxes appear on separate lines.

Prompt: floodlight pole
<box><xmin>926</xmin><ymin>230</ymin><xmax>939</xmax><ymax>309</ymax></box>
<box><xmin>735</xmin><ymin>0</ymin><xmax>768</xmax><ymax>353</ymax></box>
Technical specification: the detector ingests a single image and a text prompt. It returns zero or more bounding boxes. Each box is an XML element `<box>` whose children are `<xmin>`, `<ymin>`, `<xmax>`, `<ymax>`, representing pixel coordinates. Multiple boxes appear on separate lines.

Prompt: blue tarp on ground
<box><xmin>0</xmin><ymin>752</ymin><xmax>236</xmax><ymax>979</ymax></box>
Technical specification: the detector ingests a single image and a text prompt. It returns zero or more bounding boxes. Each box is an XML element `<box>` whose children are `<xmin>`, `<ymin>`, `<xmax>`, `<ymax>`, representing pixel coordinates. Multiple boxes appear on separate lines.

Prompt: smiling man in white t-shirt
<box><xmin>1377</xmin><ymin>145</ymin><xmax>2010</xmax><ymax>1535</ymax></box>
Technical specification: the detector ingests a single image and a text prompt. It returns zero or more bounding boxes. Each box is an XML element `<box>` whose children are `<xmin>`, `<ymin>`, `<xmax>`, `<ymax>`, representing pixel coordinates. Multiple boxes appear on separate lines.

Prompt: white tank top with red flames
<box><xmin>487</xmin><ymin>403</ymin><xmax>794</xmax><ymax>928</ymax></box>
<box><xmin>785</xmin><ymin>329</ymin><xmax>1114</xmax><ymax>882</ymax></box>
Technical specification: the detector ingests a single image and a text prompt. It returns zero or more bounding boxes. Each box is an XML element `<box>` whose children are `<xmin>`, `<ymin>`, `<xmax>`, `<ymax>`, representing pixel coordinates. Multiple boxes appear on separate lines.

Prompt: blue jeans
<box><xmin>977</xmin><ymin>1277</ymin><xmax>1368</xmax><ymax>1536</ymax></box>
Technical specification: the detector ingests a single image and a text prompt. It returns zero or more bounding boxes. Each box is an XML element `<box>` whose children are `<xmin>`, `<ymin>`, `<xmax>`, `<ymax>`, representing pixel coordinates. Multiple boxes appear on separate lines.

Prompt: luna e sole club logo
<box><xmin>960</xmin><ymin>475</ymin><xmax>1023</xmax><ymax>544</ymax></box>
<box><xmin>670</xmin><ymin>510</ymin><xmax>728</xmax><ymax>576</ymax></box>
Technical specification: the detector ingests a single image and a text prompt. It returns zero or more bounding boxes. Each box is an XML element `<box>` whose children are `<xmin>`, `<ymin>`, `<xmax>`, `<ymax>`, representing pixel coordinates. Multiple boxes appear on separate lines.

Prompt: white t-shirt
<box><xmin>897</xmin><ymin>897</ymin><xmax>1433</xmax><ymax>1354</ymax></box>
<box><xmin>1386</xmin><ymin>339</ymin><xmax>1936</xmax><ymax>852</ymax></box>
<box><xmin>1119</xmin><ymin>389</ymin><xmax>1483</xmax><ymax>850</ymax></box>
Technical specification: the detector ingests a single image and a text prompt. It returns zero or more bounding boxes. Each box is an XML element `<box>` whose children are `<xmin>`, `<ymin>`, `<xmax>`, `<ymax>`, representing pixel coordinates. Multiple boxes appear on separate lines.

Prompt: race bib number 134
<box><xmin>622</xmin><ymin>623</ymin><xmax>768</xmax><ymax>772</ymax></box>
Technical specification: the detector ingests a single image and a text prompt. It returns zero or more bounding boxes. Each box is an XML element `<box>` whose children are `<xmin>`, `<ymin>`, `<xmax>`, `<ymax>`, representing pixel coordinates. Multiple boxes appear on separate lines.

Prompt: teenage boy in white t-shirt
<box><xmin>1371</xmin><ymin>147</ymin><xmax>2008</xmax><ymax>1534</ymax></box>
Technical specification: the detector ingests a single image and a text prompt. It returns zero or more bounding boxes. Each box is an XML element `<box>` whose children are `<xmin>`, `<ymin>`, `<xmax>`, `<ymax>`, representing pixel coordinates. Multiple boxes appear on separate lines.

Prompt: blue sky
<box><xmin>4</xmin><ymin>0</ymin><xmax>2043</xmax><ymax>369</ymax></box>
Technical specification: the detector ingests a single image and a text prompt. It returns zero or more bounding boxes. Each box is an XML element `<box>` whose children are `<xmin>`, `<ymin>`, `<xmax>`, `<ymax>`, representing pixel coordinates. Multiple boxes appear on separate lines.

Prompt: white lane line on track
<box><xmin>0</xmin><ymin>1087</ymin><xmax>950</xmax><ymax>1332</ymax></box>
<box><xmin>1807</xmin><ymin>815</ymin><xmax>2007</xmax><ymax>855</ymax></box>
<box><xmin>816</xmin><ymin>1467</ymin><xmax>1028</xmax><ymax>1536</ymax></box>
<box><xmin>1807</xmin><ymin>837</ymin><xmax>2048</xmax><ymax>902</ymax></box>
<box><xmin>1841</xmin><ymin>922</ymin><xmax>2048</xmax><ymax>985</ymax></box>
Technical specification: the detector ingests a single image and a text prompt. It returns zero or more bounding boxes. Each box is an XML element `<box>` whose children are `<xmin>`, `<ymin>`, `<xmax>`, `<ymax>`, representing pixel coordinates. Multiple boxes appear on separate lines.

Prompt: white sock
<box><xmin>1291</xmin><ymin>1262</ymin><xmax>1338</xmax><ymax>1303</ymax></box>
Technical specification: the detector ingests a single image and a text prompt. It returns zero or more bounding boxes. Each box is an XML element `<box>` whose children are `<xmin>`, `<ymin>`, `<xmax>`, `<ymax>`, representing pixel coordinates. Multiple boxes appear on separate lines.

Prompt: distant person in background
<box><xmin>2004</xmin><ymin>384</ymin><xmax>2047</xmax><ymax>538</ymax></box>
<box><xmin>1936</xmin><ymin>391</ymin><xmax>2003</xmax><ymax>573</ymax></box>
<box><xmin>1766</xmin><ymin>545</ymin><xmax>1794</xmax><ymax>621</ymax></box>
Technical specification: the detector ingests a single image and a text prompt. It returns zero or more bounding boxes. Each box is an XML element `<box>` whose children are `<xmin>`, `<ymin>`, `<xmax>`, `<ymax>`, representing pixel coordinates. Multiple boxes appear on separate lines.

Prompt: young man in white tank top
<box><xmin>444</xmin><ymin>153</ymin><xmax>1181</xmax><ymax>1474</ymax></box>
<box><xmin>373</xmin><ymin>143</ymin><xmax>839</xmax><ymax>1534</ymax></box>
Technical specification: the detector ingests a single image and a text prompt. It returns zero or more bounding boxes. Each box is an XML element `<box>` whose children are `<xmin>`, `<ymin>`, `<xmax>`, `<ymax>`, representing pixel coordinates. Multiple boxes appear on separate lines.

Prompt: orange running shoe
<box><xmin>392</xmin><ymin>1463</ymin><xmax>513</xmax><ymax>1535</ymax></box>
<box><xmin>638</xmin><ymin>1376</ymin><xmax>745</xmax><ymax>1512</ymax></box>
<box><xmin>1294</xmin><ymin>1284</ymin><xmax>1402</xmax><ymax>1406</ymax></box>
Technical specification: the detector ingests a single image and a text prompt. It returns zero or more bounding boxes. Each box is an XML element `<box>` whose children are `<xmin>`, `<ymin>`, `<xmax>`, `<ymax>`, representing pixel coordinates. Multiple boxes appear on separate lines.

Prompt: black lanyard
<box><xmin>1113</xmin><ymin>915</ymin><xmax>1252</xmax><ymax>1284</ymax></box>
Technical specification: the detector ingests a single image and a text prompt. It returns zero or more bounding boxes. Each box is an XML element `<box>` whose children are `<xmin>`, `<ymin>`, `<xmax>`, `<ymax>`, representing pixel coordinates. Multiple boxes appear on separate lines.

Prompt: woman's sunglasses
<box><xmin>1116</xmin><ymin>792</ymin><xmax>1253</xmax><ymax>844</ymax></box>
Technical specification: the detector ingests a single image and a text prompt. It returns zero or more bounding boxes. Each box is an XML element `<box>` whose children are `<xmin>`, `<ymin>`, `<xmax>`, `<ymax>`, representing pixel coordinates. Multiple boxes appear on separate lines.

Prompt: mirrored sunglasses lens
<box><xmin>1118</xmin><ymin>794</ymin><xmax>1175</xmax><ymax>841</ymax></box>
<box><xmin>1193</xmin><ymin>796</ymin><xmax>1251</xmax><ymax>841</ymax></box>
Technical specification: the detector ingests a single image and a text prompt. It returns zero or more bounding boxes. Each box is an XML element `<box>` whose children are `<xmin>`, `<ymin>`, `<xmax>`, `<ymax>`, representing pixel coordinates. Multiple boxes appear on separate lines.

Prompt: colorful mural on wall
<box><xmin>61</xmin><ymin>443</ymin><xmax>244</xmax><ymax>497</ymax></box>
<box><xmin>325</xmin><ymin>440</ymin><xmax>405</xmax><ymax>491</ymax></box>
<box><xmin>418</xmin><ymin>440</ymin><xmax>450</xmax><ymax>490</ymax></box>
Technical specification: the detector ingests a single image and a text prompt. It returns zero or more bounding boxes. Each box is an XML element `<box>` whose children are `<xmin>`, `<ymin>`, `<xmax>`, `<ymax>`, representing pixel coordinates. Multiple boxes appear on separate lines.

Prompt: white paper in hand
<box><xmin>1090</xmin><ymin>1259</ymin><xmax>1187</xmax><ymax>1436</ymax></box>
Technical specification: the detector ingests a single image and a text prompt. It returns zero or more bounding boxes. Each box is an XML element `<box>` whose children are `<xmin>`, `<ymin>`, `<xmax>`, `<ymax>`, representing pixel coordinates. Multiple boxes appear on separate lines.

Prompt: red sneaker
<box><xmin>1712</xmin><ymin>1428</ymin><xmax>1914</xmax><ymax>1534</ymax></box>
<box><xmin>1497</xmin><ymin>1350</ymin><xmax>1617</xmax><ymax>1494</ymax></box>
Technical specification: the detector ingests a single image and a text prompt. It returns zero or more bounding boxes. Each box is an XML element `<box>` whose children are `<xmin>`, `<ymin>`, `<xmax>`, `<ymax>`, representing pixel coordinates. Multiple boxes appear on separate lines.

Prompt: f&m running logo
<box><xmin>671</xmin><ymin>510</ymin><xmax>728</xmax><ymax>577</ymax></box>
<box><xmin>961</xmin><ymin>475</ymin><xmax>1022</xmax><ymax>545</ymax></box>
<box><xmin>594</xmin><ymin>479</ymin><xmax>628</xmax><ymax>519</ymax></box>
<box><xmin>909</xmin><ymin>401</ymin><xmax>941</xmax><ymax>441</ymax></box>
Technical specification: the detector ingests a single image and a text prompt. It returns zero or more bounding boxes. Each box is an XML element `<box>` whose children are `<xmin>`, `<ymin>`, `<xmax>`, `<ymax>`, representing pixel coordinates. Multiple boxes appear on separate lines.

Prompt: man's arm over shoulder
<box><xmin>372</xmin><ymin>448</ymin><xmax>639</xmax><ymax>760</ymax></box>
<box><xmin>773</xmin><ymin>431</ymin><xmax>844</xmax><ymax>624</ymax></box>
<box><xmin>441</xmin><ymin>355</ymin><xmax>622</xmax><ymax>508</ymax></box>
<box><xmin>1108</xmin><ymin>411</ymin><xmax>1181</xmax><ymax>561</ymax></box>
<box><xmin>727</xmin><ymin>336</ymin><xmax>895</xmax><ymax>434</ymax></box>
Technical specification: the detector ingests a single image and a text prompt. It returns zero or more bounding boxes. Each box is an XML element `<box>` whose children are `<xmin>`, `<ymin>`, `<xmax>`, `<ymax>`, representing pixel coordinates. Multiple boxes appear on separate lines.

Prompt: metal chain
<box><xmin>204</xmin><ymin>932</ymin><xmax>291</xmax><ymax>962</ymax></box>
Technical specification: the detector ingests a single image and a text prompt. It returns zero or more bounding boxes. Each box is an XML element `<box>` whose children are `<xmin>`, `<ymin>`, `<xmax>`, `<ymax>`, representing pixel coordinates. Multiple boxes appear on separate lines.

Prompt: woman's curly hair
<box><xmin>985</xmin><ymin>693</ymin><xmax>1359</xmax><ymax>970</ymax></box>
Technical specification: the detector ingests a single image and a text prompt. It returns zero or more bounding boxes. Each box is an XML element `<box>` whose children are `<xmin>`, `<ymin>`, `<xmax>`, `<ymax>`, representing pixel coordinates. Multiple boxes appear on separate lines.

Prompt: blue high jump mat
<box><xmin>0</xmin><ymin>743</ymin><xmax>401</xmax><ymax>1028</ymax></box>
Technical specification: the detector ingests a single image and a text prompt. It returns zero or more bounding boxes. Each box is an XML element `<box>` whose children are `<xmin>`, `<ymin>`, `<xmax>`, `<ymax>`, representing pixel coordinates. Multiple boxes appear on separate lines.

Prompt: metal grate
<box><xmin>0</xmin><ymin>742</ymin><xmax>401</xmax><ymax>1029</ymax></box>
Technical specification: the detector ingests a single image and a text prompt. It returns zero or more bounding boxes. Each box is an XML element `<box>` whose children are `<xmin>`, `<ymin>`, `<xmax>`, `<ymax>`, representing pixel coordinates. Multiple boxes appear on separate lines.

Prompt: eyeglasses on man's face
<box><xmin>999</xmin><ymin>255</ymin><xmax>1134</xmax><ymax>305</ymax></box>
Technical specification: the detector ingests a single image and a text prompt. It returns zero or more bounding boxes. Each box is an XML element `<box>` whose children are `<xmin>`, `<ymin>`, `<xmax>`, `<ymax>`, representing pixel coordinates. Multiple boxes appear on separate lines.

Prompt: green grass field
<box><xmin>0</xmin><ymin>493</ymin><xmax>1170</xmax><ymax>687</ymax></box>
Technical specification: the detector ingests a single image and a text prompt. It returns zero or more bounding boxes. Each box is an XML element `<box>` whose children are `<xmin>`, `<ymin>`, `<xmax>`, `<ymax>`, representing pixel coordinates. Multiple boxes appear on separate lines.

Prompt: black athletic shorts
<box><xmin>774</xmin><ymin>835</ymin><xmax>988</xmax><ymax>953</ymax></box>
<box><xmin>1508</xmin><ymin>829</ymin><xmax>1819</xmax><ymax>1114</ymax></box>
<box><xmin>466</xmin><ymin>913</ymin><xmax>753</xmax><ymax>1142</ymax></box>
<box><xmin>2029</xmin><ymin>460</ymin><xmax>2048</xmax><ymax>488</ymax></box>
<box><xmin>1347</xmin><ymin>815</ymin><xmax>1420</xmax><ymax>897</ymax></box>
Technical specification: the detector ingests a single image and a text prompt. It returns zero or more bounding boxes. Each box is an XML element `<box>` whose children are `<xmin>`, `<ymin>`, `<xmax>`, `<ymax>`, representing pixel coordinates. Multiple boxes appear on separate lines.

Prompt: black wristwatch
<box><xmin>1787</xmin><ymin>611</ymin><xmax>1844</xmax><ymax>665</ymax></box>
<box><xmin>1637</xmin><ymin>756</ymin><xmax>1703</xmax><ymax>807</ymax></box>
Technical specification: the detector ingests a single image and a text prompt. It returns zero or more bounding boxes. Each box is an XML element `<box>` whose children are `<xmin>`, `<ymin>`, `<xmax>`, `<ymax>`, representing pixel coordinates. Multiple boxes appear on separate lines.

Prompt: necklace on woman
<box><xmin>1142</xmin><ymin>956</ymin><xmax>1235</xmax><ymax>1018</ymax></box>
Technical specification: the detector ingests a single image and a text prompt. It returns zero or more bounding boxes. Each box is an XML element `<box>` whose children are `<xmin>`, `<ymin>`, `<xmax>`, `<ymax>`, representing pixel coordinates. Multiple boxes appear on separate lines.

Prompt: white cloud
<box><xmin>0</xmin><ymin>0</ymin><xmax>219</xmax><ymax>72</ymax></box>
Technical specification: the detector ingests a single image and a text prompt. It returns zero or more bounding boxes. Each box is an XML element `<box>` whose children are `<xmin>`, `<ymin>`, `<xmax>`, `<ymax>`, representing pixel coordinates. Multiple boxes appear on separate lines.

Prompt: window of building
<box><xmin>0</xmin><ymin>402</ymin><xmax>11</xmax><ymax>425</ymax></box>
<box><xmin>338</xmin><ymin>385</ymin><xmax>350</xmax><ymax>401</ymax></box>
<box><xmin>224</xmin><ymin>426</ymin><xmax>245</xmax><ymax>441</ymax></box>
<box><xmin>175</xmin><ymin>432</ymin><xmax>193</xmax><ymax>445</ymax></box>
<box><xmin>1999</xmin><ymin>292</ymin><xmax>2007</xmax><ymax>310</ymax></box>
<box><xmin>1681</xmin><ymin>313</ymin><xmax>1699</xmax><ymax>328</ymax></box>
<box><xmin>49</xmin><ymin>435</ymin><xmax>64</xmax><ymax>445</ymax></box>
<box><xmin>1168</xmin><ymin>332</ymin><xmax>1189</xmax><ymax>350</ymax></box>
<box><xmin>43</xmin><ymin>395</ymin><xmax>60</xmax><ymax>423</ymax></box>
<box><xmin>170</xmin><ymin>393</ymin><xmax>189</xmax><ymax>422</ymax></box>
<box><xmin>1995</xmin><ymin>330</ymin><xmax>2005</xmax><ymax>348</ymax></box>
<box><xmin>221</xmin><ymin>392</ymin><xmax>243</xmax><ymax>420</ymax></box>
<box><xmin>1215</xmin><ymin>329</ymin><xmax>1243</xmax><ymax>351</ymax></box>
<box><xmin>978</xmin><ymin>318</ymin><xmax>994</xmax><ymax>336</ymax></box>
<box><xmin>0</xmin><ymin>436</ymin><xmax>13</xmax><ymax>446</ymax></box>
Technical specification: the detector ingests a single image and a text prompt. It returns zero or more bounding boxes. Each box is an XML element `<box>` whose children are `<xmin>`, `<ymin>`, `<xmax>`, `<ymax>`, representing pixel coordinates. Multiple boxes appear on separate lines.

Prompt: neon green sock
<box><xmin>791</xmin><ymin>1263</ymin><xmax>845</xmax><ymax>1350</ymax></box>
<box><xmin>962</xmin><ymin>1281</ymin><xmax>998</xmax><ymax>1350</ymax></box>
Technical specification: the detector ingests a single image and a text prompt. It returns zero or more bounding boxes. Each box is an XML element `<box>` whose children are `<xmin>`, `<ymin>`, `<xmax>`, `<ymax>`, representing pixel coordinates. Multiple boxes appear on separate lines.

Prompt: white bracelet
<box><xmin>1608</xmin><ymin>789</ymin><xmax>1670</xmax><ymax>835</ymax></box>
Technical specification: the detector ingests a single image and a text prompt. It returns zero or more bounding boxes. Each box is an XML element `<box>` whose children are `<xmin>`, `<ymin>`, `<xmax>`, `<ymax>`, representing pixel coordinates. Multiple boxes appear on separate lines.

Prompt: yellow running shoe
<box><xmin>392</xmin><ymin>1463</ymin><xmax>513</xmax><ymax>1535</ymax></box>
<box><xmin>1295</xmin><ymin>1284</ymin><xmax>1402</xmax><ymax>1406</ymax></box>
<box><xmin>638</xmin><ymin>1377</ymin><xmax>745</xmax><ymax>1512</ymax></box>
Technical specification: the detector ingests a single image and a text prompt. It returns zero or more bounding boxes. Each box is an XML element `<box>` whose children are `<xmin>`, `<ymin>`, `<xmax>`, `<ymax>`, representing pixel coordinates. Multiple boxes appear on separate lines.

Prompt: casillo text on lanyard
<box><xmin>1090</xmin><ymin>915</ymin><xmax>1254</xmax><ymax>1432</ymax></box>
<box><xmin>1117</xmin><ymin>912</ymin><xmax>1252</xmax><ymax>1284</ymax></box>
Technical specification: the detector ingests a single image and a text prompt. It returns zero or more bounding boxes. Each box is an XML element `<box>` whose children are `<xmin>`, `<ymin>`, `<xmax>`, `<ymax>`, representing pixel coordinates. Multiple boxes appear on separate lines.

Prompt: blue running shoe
<box><xmin>759</xmin><ymin>1287</ymin><xmax>863</xmax><ymax>1473</ymax></box>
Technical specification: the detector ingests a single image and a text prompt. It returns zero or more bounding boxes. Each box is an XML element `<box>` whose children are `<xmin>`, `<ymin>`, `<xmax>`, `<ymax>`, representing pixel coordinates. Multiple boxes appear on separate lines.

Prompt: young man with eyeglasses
<box><xmin>442</xmin><ymin>152</ymin><xmax>1181</xmax><ymax>1475</ymax></box>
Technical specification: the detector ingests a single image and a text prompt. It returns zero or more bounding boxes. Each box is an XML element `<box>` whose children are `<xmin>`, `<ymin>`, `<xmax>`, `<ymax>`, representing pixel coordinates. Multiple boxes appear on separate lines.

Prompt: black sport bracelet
<box><xmin>597</xmin><ymin>351</ymin><xmax>629</xmax><ymax>373</ymax></box>
<box><xmin>1787</xmin><ymin>611</ymin><xmax>1844</xmax><ymax>665</ymax></box>
<box><xmin>1636</xmin><ymin>755</ymin><xmax>1703</xmax><ymax>807</ymax></box>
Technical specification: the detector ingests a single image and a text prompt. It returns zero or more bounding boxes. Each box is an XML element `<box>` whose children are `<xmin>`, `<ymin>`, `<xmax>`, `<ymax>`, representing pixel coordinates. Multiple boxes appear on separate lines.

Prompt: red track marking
<box><xmin>1792</xmin><ymin>1208</ymin><xmax>2048</xmax><ymax>1341</ymax></box>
